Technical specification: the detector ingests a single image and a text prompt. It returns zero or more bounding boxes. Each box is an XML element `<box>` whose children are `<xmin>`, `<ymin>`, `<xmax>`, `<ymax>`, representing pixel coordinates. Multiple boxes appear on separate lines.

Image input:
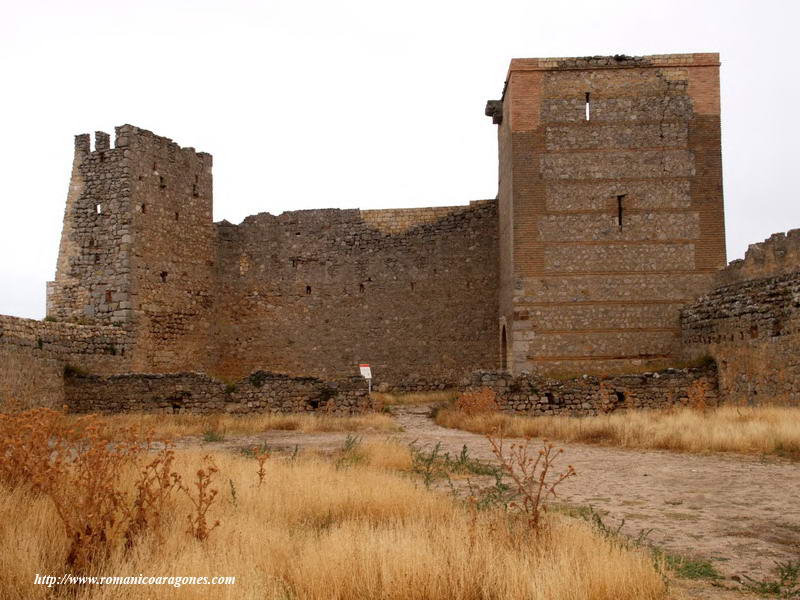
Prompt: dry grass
<box><xmin>1</xmin><ymin>447</ymin><xmax>667</xmax><ymax>600</ymax></box>
<box><xmin>64</xmin><ymin>411</ymin><xmax>398</xmax><ymax>440</ymax></box>
<box><xmin>436</xmin><ymin>405</ymin><xmax>800</xmax><ymax>458</ymax></box>
<box><xmin>370</xmin><ymin>389</ymin><xmax>458</xmax><ymax>406</ymax></box>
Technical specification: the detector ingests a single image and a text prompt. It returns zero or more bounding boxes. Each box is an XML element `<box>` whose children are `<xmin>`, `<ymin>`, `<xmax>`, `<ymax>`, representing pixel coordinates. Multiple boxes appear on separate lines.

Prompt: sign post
<box><xmin>359</xmin><ymin>363</ymin><xmax>372</xmax><ymax>394</ymax></box>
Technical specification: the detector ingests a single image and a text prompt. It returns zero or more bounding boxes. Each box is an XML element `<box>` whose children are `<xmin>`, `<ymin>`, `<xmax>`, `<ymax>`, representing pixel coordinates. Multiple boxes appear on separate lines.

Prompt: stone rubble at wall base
<box><xmin>464</xmin><ymin>367</ymin><xmax>718</xmax><ymax>417</ymax></box>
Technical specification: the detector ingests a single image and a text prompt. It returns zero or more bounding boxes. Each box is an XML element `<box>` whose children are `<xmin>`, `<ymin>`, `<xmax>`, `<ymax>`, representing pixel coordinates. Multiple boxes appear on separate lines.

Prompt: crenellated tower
<box><xmin>48</xmin><ymin>125</ymin><xmax>216</xmax><ymax>372</ymax></box>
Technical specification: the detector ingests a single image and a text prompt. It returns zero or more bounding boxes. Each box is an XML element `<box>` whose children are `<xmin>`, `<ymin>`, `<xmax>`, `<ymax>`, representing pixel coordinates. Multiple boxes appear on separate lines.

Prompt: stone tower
<box><xmin>486</xmin><ymin>53</ymin><xmax>726</xmax><ymax>375</ymax></box>
<box><xmin>47</xmin><ymin>125</ymin><xmax>216</xmax><ymax>372</ymax></box>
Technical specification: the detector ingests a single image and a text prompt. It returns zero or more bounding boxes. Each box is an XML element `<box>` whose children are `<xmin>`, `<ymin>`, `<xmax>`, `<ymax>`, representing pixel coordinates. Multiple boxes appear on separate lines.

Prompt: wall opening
<box><xmin>585</xmin><ymin>92</ymin><xmax>591</xmax><ymax>120</ymax></box>
<box><xmin>500</xmin><ymin>325</ymin><xmax>508</xmax><ymax>370</ymax></box>
<box><xmin>141</xmin><ymin>203</ymin><xmax>146</xmax><ymax>214</ymax></box>
<box><xmin>96</xmin><ymin>203</ymin><xmax>102</xmax><ymax>214</ymax></box>
<box><xmin>160</xmin><ymin>271</ymin><xmax>168</xmax><ymax>283</ymax></box>
<box><xmin>175</xmin><ymin>211</ymin><xmax>179</xmax><ymax>221</ymax></box>
<box><xmin>159</xmin><ymin>176</ymin><xmax>166</xmax><ymax>189</ymax></box>
<box><xmin>614</xmin><ymin>391</ymin><xmax>625</xmax><ymax>403</ymax></box>
<box><xmin>305</xmin><ymin>285</ymin><xmax>311</xmax><ymax>295</ymax></box>
<box><xmin>616</xmin><ymin>194</ymin><xmax>625</xmax><ymax>229</ymax></box>
<box><xmin>359</xmin><ymin>283</ymin><xmax>365</xmax><ymax>294</ymax></box>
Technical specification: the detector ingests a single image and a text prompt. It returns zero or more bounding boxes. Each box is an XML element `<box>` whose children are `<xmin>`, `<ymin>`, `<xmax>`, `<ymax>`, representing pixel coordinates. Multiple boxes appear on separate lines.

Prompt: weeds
<box><xmin>335</xmin><ymin>434</ymin><xmax>364</xmax><ymax>469</ymax></box>
<box><xmin>0</xmin><ymin>408</ymin><xmax>222</xmax><ymax>572</ymax></box>
<box><xmin>455</xmin><ymin>387</ymin><xmax>499</xmax><ymax>416</ymax></box>
<box><xmin>202</xmin><ymin>429</ymin><xmax>225</xmax><ymax>442</ymax></box>
<box><xmin>742</xmin><ymin>560</ymin><xmax>800</xmax><ymax>598</ymax></box>
<box><xmin>653</xmin><ymin>549</ymin><xmax>722</xmax><ymax>580</ymax></box>
<box><xmin>180</xmin><ymin>456</ymin><xmax>221</xmax><ymax>542</ymax></box>
<box><xmin>486</xmin><ymin>432</ymin><xmax>576</xmax><ymax>532</ymax></box>
<box><xmin>252</xmin><ymin>445</ymin><xmax>270</xmax><ymax>486</ymax></box>
<box><xmin>228</xmin><ymin>479</ymin><xmax>238</xmax><ymax>507</ymax></box>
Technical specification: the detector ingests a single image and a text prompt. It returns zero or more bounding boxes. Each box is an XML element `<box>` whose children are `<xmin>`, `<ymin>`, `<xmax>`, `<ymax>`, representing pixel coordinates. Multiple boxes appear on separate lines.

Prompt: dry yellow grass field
<box><xmin>0</xmin><ymin>446</ymin><xmax>668</xmax><ymax>600</ymax></box>
<box><xmin>61</xmin><ymin>411</ymin><xmax>398</xmax><ymax>439</ymax></box>
<box><xmin>436</xmin><ymin>405</ymin><xmax>800</xmax><ymax>458</ymax></box>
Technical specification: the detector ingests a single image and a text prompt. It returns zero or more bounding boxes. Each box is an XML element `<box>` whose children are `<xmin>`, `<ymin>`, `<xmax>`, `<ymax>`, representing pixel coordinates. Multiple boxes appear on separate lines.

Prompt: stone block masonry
<box><xmin>65</xmin><ymin>371</ymin><xmax>372</xmax><ymax>415</ymax></box>
<box><xmin>466</xmin><ymin>366</ymin><xmax>718</xmax><ymax>417</ymax></box>
<box><xmin>18</xmin><ymin>53</ymin><xmax>800</xmax><ymax>415</ymax></box>
<box><xmin>681</xmin><ymin>231</ymin><xmax>800</xmax><ymax>405</ymax></box>
<box><xmin>212</xmin><ymin>200</ymin><xmax>499</xmax><ymax>383</ymax></box>
<box><xmin>0</xmin><ymin>315</ymin><xmax>131</xmax><ymax>408</ymax></box>
<box><xmin>489</xmin><ymin>53</ymin><xmax>726</xmax><ymax>376</ymax></box>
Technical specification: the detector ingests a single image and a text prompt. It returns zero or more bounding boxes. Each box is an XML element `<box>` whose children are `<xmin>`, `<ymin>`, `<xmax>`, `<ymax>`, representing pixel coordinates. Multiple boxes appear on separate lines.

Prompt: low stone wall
<box><xmin>681</xmin><ymin>271</ymin><xmax>800</xmax><ymax>405</ymax></box>
<box><xmin>0</xmin><ymin>315</ymin><xmax>131</xmax><ymax>409</ymax></box>
<box><xmin>374</xmin><ymin>378</ymin><xmax>456</xmax><ymax>394</ymax></box>
<box><xmin>65</xmin><ymin>370</ymin><xmax>373</xmax><ymax>415</ymax></box>
<box><xmin>464</xmin><ymin>367</ymin><xmax>718</xmax><ymax>416</ymax></box>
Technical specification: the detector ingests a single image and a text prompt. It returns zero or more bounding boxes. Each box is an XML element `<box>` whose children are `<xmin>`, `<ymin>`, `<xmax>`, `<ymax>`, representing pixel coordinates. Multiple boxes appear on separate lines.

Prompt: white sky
<box><xmin>1</xmin><ymin>0</ymin><xmax>798</xmax><ymax>319</ymax></box>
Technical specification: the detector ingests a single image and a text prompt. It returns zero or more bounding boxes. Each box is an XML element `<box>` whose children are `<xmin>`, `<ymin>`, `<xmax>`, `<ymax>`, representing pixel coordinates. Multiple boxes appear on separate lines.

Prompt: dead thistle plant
<box><xmin>486</xmin><ymin>431</ymin><xmax>576</xmax><ymax>533</ymax></box>
<box><xmin>252</xmin><ymin>445</ymin><xmax>270</xmax><ymax>487</ymax></box>
<box><xmin>180</xmin><ymin>455</ymin><xmax>221</xmax><ymax>541</ymax></box>
<box><xmin>456</xmin><ymin>387</ymin><xmax>499</xmax><ymax>416</ymax></box>
<box><xmin>124</xmin><ymin>443</ymin><xmax>182</xmax><ymax>549</ymax></box>
<box><xmin>687</xmin><ymin>379</ymin><xmax>710</xmax><ymax>412</ymax></box>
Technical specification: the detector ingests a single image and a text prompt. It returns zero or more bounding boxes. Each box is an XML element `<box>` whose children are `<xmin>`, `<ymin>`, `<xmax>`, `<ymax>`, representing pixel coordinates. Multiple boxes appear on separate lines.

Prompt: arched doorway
<box><xmin>501</xmin><ymin>325</ymin><xmax>508</xmax><ymax>371</ymax></box>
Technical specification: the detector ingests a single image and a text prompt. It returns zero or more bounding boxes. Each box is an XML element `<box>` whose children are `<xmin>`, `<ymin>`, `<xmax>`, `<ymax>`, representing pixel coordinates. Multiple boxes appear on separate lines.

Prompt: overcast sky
<box><xmin>1</xmin><ymin>0</ymin><xmax>798</xmax><ymax>318</ymax></box>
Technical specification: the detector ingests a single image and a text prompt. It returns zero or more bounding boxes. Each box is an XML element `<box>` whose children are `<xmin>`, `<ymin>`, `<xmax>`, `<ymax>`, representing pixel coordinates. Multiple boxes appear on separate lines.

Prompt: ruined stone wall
<box><xmin>467</xmin><ymin>365</ymin><xmax>718</xmax><ymax>416</ymax></box>
<box><xmin>0</xmin><ymin>315</ymin><xmax>131</xmax><ymax>408</ymax></box>
<box><xmin>65</xmin><ymin>371</ymin><xmax>372</xmax><ymax>415</ymax></box>
<box><xmin>714</xmin><ymin>229</ymin><xmax>800</xmax><ymax>286</ymax></box>
<box><xmin>492</xmin><ymin>53</ymin><xmax>726</xmax><ymax>376</ymax></box>
<box><xmin>682</xmin><ymin>263</ymin><xmax>800</xmax><ymax>406</ymax></box>
<box><xmin>211</xmin><ymin>200</ymin><xmax>499</xmax><ymax>384</ymax></box>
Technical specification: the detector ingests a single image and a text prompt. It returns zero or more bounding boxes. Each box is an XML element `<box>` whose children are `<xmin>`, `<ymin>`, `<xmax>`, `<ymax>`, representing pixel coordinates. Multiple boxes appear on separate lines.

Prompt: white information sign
<box><xmin>359</xmin><ymin>364</ymin><xmax>372</xmax><ymax>379</ymax></box>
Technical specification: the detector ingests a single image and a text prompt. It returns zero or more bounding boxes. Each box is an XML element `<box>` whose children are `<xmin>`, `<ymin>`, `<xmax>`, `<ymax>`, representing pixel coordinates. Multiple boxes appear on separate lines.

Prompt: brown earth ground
<box><xmin>176</xmin><ymin>404</ymin><xmax>799</xmax><ymax>599</ymax></box>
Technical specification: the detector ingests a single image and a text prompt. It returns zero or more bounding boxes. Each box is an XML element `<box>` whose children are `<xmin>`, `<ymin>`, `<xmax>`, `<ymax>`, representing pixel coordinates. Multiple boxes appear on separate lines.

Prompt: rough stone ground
<box><xmin>180</xmin><ymin>404</ymin><xmax>799</xmax><ymax>599</ymax></box>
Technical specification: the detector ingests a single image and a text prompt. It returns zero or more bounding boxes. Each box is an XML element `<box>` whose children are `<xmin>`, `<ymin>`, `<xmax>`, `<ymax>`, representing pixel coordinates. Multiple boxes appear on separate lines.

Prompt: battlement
<box><xmin>508</xmin><ymin>53</ymin><xmax>720</xmax><ymax>73</ymax></box>
<box><xmin>715</xmin><ymin>229</ymin><xmax>800</xmax><ymax>286</ymax></box>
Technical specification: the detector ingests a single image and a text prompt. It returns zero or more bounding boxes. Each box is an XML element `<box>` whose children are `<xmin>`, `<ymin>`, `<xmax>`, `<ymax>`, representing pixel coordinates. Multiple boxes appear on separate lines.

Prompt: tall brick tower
<box><xmin>47</xmin><ymin>125</ymin><xmax>216</xmax><ymax>373</ymax></box>
<box><xmin>486</xmin><ymin>53</ymin><xmax>726</xmax><ymax>375</ymax></box>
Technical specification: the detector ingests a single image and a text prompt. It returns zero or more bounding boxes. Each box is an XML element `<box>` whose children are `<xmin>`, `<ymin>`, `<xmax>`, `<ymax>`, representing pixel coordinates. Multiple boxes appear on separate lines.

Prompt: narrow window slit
<box><xmin>616</xmin><ymin>194</ymin><xmax>625</xmax><ymax>229</ymax></box>
<box><xmin>585</xmin><ymin>92</ymin><xmax>591</xmax><ymax>120</ymax></box>
<box><xmin>305</xmin><ymin>285</ymin><xmax>311</xmax><ymax>295</ymax></box>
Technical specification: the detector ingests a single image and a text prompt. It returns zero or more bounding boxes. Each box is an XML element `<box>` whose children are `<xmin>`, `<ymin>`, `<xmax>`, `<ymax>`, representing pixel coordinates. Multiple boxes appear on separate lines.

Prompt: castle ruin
<box><xmin>2</xmin><ymin>53</ymin><xmax>799</xmax><ymax>412</ymax></box>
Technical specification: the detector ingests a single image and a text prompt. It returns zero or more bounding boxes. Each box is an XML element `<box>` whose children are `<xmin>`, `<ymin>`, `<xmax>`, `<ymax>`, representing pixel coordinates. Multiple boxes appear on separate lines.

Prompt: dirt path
<box><xmin>391</xmin><ymin>404</ymin><xmax>800</xmax><ymax>584</ymax></box>
<box><xmin>183</xmin><ymin>404</ymin><xmax>799</xmax><ymax>587</ymax></box>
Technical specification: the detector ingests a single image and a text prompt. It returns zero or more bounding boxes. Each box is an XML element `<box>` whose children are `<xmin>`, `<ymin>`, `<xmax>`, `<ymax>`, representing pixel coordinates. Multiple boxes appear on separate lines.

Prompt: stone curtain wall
<box><xmin>492</xmin><ymin>54</ymin><xmax>726</xmax><ymax>376</ymax></box>
<box><xmin>65</xmin><ymin>371</ymin><xmax>372</xmax><ymax>415</ymax></box>
<box><xmin>211</xmin><ymin>200</ymin><xmax>499</xmax><ymax>383</ymax></box>
<box><xmin>682</xmin><ymin>254</ymin><xmax>800</xmax><ymax>406</ymax></box>
<box><xmin>466</xmin><ymin>366</ymin><xmax>718</xmax><ymax>416</ymax></box>
<box><xmin>0</xmin><ymin>315</ymin><xmax>131</xmax><ymax>408</ymax></box>
<box><xmin>46</xmin><ymin>125</ymin><xmax>498</xmax><ymax>384</ymax></box>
